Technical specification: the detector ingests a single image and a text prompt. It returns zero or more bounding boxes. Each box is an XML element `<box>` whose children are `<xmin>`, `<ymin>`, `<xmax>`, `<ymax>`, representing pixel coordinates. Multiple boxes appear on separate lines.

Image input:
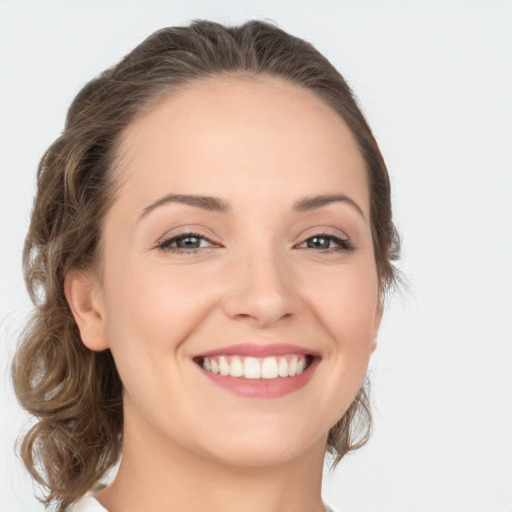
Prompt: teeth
<box><xmin>200</xmin><ymin>354</ymin><xmax>311</xmax><ymax>379</ymax></box>
<box><xmin>278</xmin><ymin>357</ymin><xmax>289</xmax><ymax>377</ymax></box>
<box><xmin>288</xmin><ymin>355</ymin><xmax>298</xmax><ymax>376</ymax></box>
<box><xmin>219</xmin><ymin>356</ymin><xmax>230</xmax><ymax>376</ymax></box>
<box><xmin>244</xmin><ymin>357</ymin><xmax>261</xmax><ymax>379</ymax></box>
<box><xmin>261</xmin><ymin>357</ymin><xmax>279</xmax><ymax>379</ymax></box>
<box><xmin>229</xmin><ymin>356</ymin><xmax>244</xmax><ymax>377</ymax></box>
<box><xmin>210</xmin><ymin>358</ymin><xmax>219</xmax><ymax>374</ymax></box>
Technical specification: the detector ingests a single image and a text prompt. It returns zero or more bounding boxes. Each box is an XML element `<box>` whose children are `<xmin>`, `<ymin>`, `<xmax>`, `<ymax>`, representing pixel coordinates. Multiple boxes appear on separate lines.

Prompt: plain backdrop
<box><xmin>1</xmin><ymin>1</ymin><xmax>511</xmax><ymax>511</ymax></box>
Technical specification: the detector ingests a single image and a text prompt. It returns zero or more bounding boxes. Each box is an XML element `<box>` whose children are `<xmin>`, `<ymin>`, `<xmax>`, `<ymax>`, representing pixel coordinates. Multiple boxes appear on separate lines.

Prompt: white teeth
<box><xmin>244</xmin><ymin>357</ymin><xmax>261</xmax><ymax>379</ymax></box>
<box><xmin>219</xmin><ymin>356</ymin><xmax>230</xmax><ymax>376</ymax></box>
<box><xmin>261</xmin><ymin>357</ymin><xmax>279</xmax><ymax>379</ymax></box>
<box><xmin>278</xmin><ymin>357</ymin><xmax>288</xmax><ymax>377</ymax></box>
<box><xmin>200</xmin><ymin>354</ymin><xmax>311</xmax><ymax>379</ymax></box>
<box><xmin>288</xmin><ymin>356</ymin><xmax>298</xmax><ymax>376</ymax></box>
<box><xmin>229</xmin><ymin>356</ymin><xmax>244</xmax><ymax>377</ymax></box>
<box><xmin>210</xmin><ymin>358</ymin><xmax>220</xmax><ymax>374</ymax></box>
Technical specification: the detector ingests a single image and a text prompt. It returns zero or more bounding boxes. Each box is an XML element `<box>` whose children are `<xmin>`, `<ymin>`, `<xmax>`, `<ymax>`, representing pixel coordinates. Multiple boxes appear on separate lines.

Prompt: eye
<box><xmin>296</xmin><ymin>233</ymin><xmax>354</xmax><ymax>253</ymax></box>
<box><xmin>156</xmin><ymin>232</ymin><xmax>218</xmax><ymax>254</ymax></box>
<box><xmin>156</xmin><ymin>231</ymin><xmax>353</xmax><ymax>255</ymax></box>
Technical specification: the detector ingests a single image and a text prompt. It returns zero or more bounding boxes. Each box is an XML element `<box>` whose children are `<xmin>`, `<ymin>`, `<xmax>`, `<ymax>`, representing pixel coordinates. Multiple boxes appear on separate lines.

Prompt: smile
<box><xmin>192</xmin><ymin>343</ymin><xmax>320</xmax><ymax>398</ymax></box>
<box><xmin>194</xmin><ymin>354</ymin><xmax>314</xmax><ymax>379</ymax></box>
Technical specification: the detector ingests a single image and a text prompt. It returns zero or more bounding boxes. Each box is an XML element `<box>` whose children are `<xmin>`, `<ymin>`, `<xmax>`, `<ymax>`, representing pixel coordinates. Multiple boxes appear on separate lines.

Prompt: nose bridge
<box><xmin>222</xmin><ymin>239</ymin><xmax>296</xmax><ymax>327</ymax></box>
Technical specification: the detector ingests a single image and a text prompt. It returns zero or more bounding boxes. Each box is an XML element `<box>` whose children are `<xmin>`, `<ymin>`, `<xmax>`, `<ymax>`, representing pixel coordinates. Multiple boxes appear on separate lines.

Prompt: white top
<box><xmin>70</xmin><ymin>495</ymin><xmax>108</xmax><ymax>512</ymax></box>
<box><xmin>70</xmin><ymin>495</ymin><xmax>337</xmax><ymax>512</ymax></box>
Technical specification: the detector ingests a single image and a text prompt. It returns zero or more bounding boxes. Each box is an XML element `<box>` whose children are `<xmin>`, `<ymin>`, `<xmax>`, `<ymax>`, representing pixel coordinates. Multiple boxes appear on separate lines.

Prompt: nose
<box><xmin>221</xmin><ymin>247</ymin><xmax>297</xmax><ymax>329</ymax></box>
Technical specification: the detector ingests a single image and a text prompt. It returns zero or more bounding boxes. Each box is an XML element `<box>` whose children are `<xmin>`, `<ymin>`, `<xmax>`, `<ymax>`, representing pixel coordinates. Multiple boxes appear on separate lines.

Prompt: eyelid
<box><xmin>155</xmin><ymin>230</ymin><xmax>220</xmax><ymax>252</ymax></box>
<box><xmin>295</xmin><ymin>230</ymin><xmax>354</xmax><ymax>252</ymax></box>
<box><xmin>306</xmin><ymin>228</ymin><xmax>348</xmax><ymax>239</ymax></box>
<box><xmin>155</xmin><ymin>227</ymin><xmax>354</xmax><ymax>254</ymax></box>
<box><xmin>296</xmin><ymin>226</ymin><xmax>351</xmax><ymax>243</ymax></box>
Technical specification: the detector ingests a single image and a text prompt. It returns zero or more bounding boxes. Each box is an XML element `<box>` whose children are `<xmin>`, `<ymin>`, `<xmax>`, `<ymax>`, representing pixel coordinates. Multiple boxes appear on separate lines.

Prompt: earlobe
<box><xmin>64</xmin><ymin>268</ymin><xmax>109</xmax><ymax>351</ymax></box>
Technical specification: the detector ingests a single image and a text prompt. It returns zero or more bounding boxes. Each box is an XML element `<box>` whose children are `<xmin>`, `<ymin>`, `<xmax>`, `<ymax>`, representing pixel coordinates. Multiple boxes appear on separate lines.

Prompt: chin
<box><xmin>195</xmin><ymin>423</ymin><xmax>326</xmax><ymax>468</ymax></box>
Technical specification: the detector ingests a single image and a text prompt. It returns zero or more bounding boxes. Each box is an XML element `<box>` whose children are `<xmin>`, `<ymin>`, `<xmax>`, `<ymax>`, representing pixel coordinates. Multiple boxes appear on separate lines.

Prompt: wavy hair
<box><xmin>12</xmin><ymin>19</ymin><xmax>400</xmax><ymax>510</ymax></box>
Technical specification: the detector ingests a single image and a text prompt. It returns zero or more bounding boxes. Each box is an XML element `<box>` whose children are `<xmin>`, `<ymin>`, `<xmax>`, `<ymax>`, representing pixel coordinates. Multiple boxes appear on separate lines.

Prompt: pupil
<box><xmin>178</xmin><ymin>236</ymin><xmax>199</xmax><ymax>248</ymax></box>
<box><xmin>309</xmin><ymin>236</ymin><xmax>329</xmax><ymax>249</ymax></box>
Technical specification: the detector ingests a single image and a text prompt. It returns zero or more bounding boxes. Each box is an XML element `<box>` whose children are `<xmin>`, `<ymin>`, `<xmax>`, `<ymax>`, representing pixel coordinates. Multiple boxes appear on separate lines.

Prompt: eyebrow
<box><xmin>139</xmin><ymin>193</ymin><xmax>366</xmax><ymax>220</ymax></box>
<box><xmin>293</xmin><ymin>193</ymin><xmax>365</xmax><ymax>219</ymax></box>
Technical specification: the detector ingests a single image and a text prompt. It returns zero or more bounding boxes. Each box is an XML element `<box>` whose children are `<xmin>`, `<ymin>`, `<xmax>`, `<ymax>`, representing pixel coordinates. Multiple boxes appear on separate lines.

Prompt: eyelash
<box><xmin>156</xmin><ymin>231</ymin><xmax>354</xmax><ymax>255</ymax></box>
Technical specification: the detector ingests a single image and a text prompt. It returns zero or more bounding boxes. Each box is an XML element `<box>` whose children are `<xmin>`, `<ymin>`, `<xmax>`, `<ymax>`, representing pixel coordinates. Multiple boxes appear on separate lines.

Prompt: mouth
<box><xmin>193</xmin><ymin>354</ymin><xmax>316</xmax><ymax>380</ymax></box>
<box><xmin>191</xmin><ymin>343</ymin><xmax>321</xmax><ymax>398</ymax></box>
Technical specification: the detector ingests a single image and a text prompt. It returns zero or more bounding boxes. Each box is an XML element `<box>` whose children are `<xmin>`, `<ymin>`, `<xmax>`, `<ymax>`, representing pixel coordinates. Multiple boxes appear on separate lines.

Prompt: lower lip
<box><xmin>195</xmin><ymin>359</ymin><xmax>319</xmax><ymax>399</ymax></box>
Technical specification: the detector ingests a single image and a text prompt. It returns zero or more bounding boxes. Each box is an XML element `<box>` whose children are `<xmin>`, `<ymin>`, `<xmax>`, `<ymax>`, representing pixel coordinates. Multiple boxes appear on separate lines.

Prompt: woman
<box><xmin>12</xmin><ymin>19</ymin><xmax>399</xmax><ymax>512</ymax></box>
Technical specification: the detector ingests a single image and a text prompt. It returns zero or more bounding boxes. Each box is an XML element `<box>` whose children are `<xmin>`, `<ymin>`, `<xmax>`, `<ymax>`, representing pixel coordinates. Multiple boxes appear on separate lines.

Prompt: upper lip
<box><xmin>192</xmin><ymin>343</ymin><xmax>321</xmax><ymax>358</ymax></box>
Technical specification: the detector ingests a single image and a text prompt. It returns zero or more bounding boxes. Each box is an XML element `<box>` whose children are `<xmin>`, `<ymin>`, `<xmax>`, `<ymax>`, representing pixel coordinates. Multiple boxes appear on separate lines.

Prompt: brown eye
<box><xmin>174</xmin><ymin>235</ymin><xmax>203</xmax><ymax>249</ymax></box>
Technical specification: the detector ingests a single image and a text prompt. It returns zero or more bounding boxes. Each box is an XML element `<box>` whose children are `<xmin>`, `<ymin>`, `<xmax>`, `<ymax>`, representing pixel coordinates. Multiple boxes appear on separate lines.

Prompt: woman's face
<box><xmin>75</xmin><ymin>75</ymin><xmax>381</xmax><ymax>467</ymax></box>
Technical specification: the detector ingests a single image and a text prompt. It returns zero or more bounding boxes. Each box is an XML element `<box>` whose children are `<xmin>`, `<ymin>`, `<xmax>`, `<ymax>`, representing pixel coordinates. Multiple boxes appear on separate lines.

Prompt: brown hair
<box><xmin>12</xmin><ymin>19</ymin><xmax>399</xmax><ymax>510</ymax></box>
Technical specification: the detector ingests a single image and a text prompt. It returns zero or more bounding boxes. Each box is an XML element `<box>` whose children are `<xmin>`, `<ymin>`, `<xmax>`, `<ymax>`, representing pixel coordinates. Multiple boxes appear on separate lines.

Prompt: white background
<box><xmin>1</xmin><ymin>1</ymin><xmax>511</xmax><ymax>511</ymax></box>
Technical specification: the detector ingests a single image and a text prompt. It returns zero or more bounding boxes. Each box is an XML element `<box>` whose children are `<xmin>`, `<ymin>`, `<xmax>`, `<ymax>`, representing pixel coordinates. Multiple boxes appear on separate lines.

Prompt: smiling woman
<box><xmin>12</xmin><ymin>20</ymin><xmax>399</xmax><ymax>512</ymax></box>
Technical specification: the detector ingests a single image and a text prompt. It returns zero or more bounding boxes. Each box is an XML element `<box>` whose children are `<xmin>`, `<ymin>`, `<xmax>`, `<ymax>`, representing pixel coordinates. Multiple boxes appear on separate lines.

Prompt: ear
<box><xmin>371</xmin><ymin>299</ymin><xmax>384</xmax><ymax>354</ymax></box>
<box><xmin>64</xmin><ymin>268</ymin><xmax>109</xmax><ymax>351</ymax></box>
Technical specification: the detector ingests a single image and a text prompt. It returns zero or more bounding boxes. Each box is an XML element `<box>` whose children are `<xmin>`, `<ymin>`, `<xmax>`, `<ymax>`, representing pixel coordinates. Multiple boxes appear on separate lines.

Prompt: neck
<box><xmin>97</xmin><ymin>405</ymin><xmax>328</xmax><ymax>512</ymax></box>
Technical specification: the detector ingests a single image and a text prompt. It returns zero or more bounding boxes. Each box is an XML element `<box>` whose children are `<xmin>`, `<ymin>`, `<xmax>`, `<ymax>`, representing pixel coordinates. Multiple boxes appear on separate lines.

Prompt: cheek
<box><xmin>102</xmin><ymin>260</ymin><xmax>212</xmax><ymax>366</ymax></box>
<box><xmin>306</xmin><ymin>261</ymin><xmax>379</xmax><ymax>360</ymax></box>
<box><xmin>100</xmin><ymin>262</ymin><xmax>215</xmax><ymax>422</ymax></box>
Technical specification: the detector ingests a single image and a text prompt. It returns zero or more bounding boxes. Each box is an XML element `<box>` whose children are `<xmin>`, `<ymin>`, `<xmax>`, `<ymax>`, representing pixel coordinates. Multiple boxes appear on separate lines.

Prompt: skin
<box><xmin>65</xmin><ymin>75</ymin><xmax>381</xmax><ymax>512</ymax></box>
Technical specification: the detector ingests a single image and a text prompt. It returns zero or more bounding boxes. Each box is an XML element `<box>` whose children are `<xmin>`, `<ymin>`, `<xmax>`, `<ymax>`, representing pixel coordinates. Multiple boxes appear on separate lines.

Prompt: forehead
<box><xmin>114</xmin><ymin>74</ymin><xmax>369</xmax><ymax>215</ymax></box>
